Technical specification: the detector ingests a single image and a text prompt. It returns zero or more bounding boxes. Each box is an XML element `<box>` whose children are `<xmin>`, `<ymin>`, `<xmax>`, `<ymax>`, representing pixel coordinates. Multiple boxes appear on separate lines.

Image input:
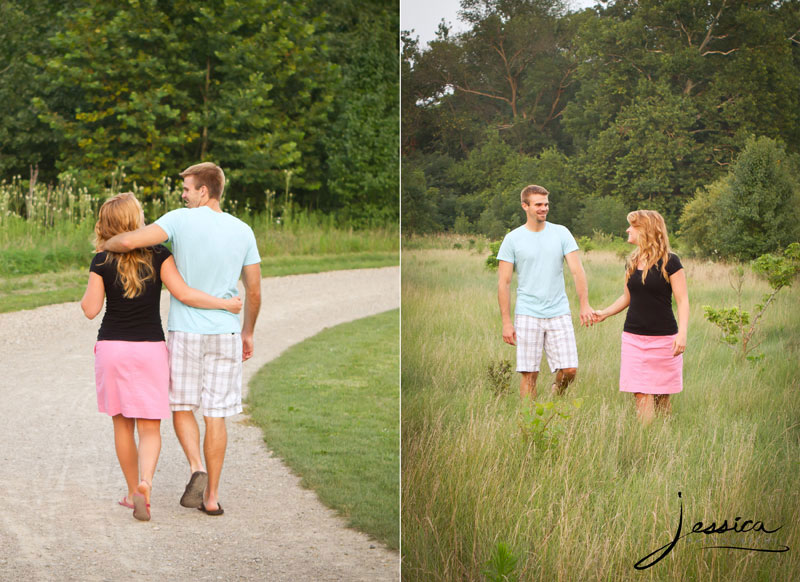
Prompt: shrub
<box><xmin>704</xmin><ymin>243</ymin><xmax>800</xmax><ymax>358</ymax></box>
<box><xmin>680</xmin><ymin>136</ymin><xmax>800</xmax><ymax>260</ymax></box>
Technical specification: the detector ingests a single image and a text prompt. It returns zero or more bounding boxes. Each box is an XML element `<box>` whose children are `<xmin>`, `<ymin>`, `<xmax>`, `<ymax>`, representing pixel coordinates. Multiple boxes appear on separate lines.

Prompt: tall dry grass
<box><xmin>402</xmin><ymin>247</ymin><xmax>800</xmax><ymax>581</ymax></box>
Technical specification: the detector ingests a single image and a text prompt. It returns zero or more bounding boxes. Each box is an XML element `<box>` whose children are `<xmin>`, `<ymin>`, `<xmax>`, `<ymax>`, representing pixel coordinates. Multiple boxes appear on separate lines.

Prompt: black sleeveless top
<box><xmin>89</xmin><ymin>245</ymin><xmax>172</xmax><ymax>341</ymax></box>
<box><xmin>623</xmin><ymin>253</ymin><xmax>683</xmax><ymax>336</ymax></box>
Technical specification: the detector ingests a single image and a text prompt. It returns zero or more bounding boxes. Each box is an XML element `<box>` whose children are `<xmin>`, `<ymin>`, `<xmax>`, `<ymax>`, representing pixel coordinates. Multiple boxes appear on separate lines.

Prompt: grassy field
<box><xmin>0</xmin><ymin>212</ymin><xmax>398</xmax><ymax>312</ymax></box>
<box><xmin>246</xmin><ymin>310</ymin><xmax>400</xmax><ymax>549</ymax></box>
<box><xmin>401</xmin><ymin>245</ymin><xmax>799</xmax><ymax>581</ymax></box>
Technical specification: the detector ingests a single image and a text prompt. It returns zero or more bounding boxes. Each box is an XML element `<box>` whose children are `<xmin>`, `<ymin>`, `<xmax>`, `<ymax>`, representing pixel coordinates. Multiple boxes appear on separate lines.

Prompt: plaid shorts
<box><xmin>167</xmin><ymin>331</ymin><xmax>243</xmax><ymax>418</ymax></box>
<box><xmin>515</xmin><ymin>313</ymin><xmax>579</xmax><ymax>373</ymax></box>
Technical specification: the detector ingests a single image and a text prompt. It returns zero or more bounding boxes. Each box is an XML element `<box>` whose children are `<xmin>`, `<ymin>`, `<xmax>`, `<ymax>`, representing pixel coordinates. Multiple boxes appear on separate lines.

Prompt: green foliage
<box><xmin>572</xmin><ymin>197</ymin><xmax>629</xmax><ymax>237</ymax></box>
<box><xmin>3</xmin><ymin>0</ymin><xmax>397</xmax><ymax>221</ymax></box>
<box><xmin>716</xmin><ymin>137</ymin><xmax>800</xmax><ymax>260</ymax></box>
<box><xmin>704</xmin><ymin>244</ymin><xmax>800</xmax><ymax>357</ymax></box>
<box><xmin>0</xmin><ymin>1</ymin><xmax>66</xmax><ymax>182</ymax></box>
<box><xmin>576</xmin><ymin>236</ymin><xmax>593</xmax><ymax>252</ymax></box>
<box><xmin>481</xmin><ymin>541</ymin><xmax>519</xmax><ymax>582</ymax></box>
<box><xmin>401</xmin><ymin>163</ymin><xmax>442</xmax><ymax>234</ymax></box>
<box><xmin>678</xmin><ymin>177</ymin><xmax>728</xmax><ymax>258</ymax></box>
<box><xmin>404</xmin><ymin>0</ymin><xmax>800</xmax><ymax>238</ymax></box>
<box><xmin>518</xmin><ymin>397</ymin><xmax>584</xmax><ymax>450</ymax></box>
<box><xmin>485</xmin><ymin>240</ymin><xmax>502</xmax><ymax>270</ymax></box>
<box><xmin>680</xmin><ymin>137</ymin><xmax>800</xmax><ymax>260</ymax></box>
<box><xmin>33</xmin><ymin>0</ymin><xmax>336</xmax><ymax>205</ymax></box>
<box><xmin>315</xmin><ymin>0</ymin><xmax>399</xmax><ymax>225</ymax></box>
<box><xmin>486</xmin><ymin>359</ymin><xmax>513</xmax><ymax>396</ymax></box>
<box><xmin>576</xmin><ymin>83</ymin><xmax>703</xmax><ymax>223</ymax></box>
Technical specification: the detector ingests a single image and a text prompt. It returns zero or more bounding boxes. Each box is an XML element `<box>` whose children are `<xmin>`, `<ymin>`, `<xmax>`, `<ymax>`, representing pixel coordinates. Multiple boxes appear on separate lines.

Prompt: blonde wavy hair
<box><xmin>625</xmin><ymin>209</ymin><xmax>672</xmax><ymax>285</ymax></box>
<box><xmin>94</xmin><ymin>192</ymin><xmax>155</xmax><ymax>298</ymax></box>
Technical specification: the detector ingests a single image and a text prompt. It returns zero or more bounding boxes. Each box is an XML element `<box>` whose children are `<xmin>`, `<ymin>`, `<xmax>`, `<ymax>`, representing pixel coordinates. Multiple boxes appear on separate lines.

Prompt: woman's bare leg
<box><xmin>112</xmin><ymin>415</ymin><xmax>138</xmax><ymax>503</ymax></box>
<box><xmin>136</xmin><ymin>419</ymin><xmax>161</xmax><ymax>505</ymax></box>
<box><xmin>634</xmin><ymin>393</ymin><xmax>655</xmax><ymax>425</ymax></box>
<box><xmin>654</xmin><ymin>394</ymin><xmax>672</xmax><ymax>416</ymax></box>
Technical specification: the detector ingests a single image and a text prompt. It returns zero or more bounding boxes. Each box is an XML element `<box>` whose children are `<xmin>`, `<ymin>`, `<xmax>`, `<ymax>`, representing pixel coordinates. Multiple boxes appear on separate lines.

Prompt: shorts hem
<box><xmin>170</xmin><ymin>405</ymin><xmax>196</xmax><ymax>412</ymax></box>
<box><xmin>202</xmin><ymin>406</ymin><xmax>242</xmax><ymax>418</ymax></box>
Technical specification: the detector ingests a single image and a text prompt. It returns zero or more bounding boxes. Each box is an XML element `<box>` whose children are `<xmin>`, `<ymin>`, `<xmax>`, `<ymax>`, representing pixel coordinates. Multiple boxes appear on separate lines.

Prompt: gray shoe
<box><xmin>180</xmin><ymin>471</ymin><xmax>208</xmax><ymax>508</ymax></box>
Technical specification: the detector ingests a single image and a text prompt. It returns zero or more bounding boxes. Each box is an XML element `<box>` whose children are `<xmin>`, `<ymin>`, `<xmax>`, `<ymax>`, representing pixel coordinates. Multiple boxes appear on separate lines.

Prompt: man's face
<box><xmin>522</xmin><ymin>194</ymin><xmax>549</xmax><ymax>223</ymax></box>
<box><xmin>182</xmin><ymin>175</ymin><xmax>207</xmax><ymax>208</ymax></box>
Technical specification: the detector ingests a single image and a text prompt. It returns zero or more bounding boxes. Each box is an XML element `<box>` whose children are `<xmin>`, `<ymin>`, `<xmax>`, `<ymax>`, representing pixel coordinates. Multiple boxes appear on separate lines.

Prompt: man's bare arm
<box><xmin>103</xmin><ymin>224</ymin><xmax>168</xmax><ymax>252</ymax></box>
<box><xmin>240</xmin><ymin>263</ymin><xmax>262</xmax><ymax>361</ymax></box>
<box><xmin>498</xmin><ymin>260</ymin><xmax>516</xmax><ymax>345</ymax></box>
<box><xmin>564</xmin><ymin>250</ymin><xmax>593</xmax><ymax>326</ymax></box>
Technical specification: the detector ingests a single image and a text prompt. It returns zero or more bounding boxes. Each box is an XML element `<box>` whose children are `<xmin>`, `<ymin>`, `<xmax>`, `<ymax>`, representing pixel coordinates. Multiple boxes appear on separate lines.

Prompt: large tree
<box><xmin>563</xmin><ymin>0</ymin><xmax>800</xmax><ymax>222</ymax></box>
<box><xmin>405</xmin><ymin>0</ymin><xmax>579</xmax><ymax>157</ymax></box>
<box><xmin>314</xmin><ymin>0</ymin><xmax>399</xmax><ymax>224</ymax></box>
<box><xmin>32</xmin><ymin>0</ymin><xmax>337</xmax><ymax>207</ymax></box>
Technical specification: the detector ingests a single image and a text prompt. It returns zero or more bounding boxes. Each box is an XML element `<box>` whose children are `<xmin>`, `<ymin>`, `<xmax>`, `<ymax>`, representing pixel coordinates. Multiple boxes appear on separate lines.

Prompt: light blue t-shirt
<box><xmin>155</xmin><ymin>207</ymin><xmax>261</xmax><ymax>334</ymax></box>
<box><xmin>497</xmin><ymin>222</ymin><xmax>579</xmax><ymax>318</ymax></box>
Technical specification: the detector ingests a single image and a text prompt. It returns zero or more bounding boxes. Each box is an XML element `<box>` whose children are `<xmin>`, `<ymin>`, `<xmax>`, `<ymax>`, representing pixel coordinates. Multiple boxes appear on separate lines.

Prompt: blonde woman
<box><xmin>81</xmin><ymin>193</ymin><xmax>241</xmax><ymax>521</ymax></box>
<box><xmin>592</xmin><ymin>210</ymin><xmax>689</xmax><ymax>424</ymax></box>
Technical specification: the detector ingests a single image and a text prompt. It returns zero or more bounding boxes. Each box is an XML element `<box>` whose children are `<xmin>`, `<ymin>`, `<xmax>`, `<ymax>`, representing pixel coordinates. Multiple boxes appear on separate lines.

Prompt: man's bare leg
<box><xmin>520</xmin><ymin>371</ymin><xmax>538</xmax><ymax>399</ymax></box>
<box><xmin>203</xmin><ymin>416</ymin><xmax>227</xmax><ymax>511</ymax></box>
<box><xmin>551</xmin><ymin>367</ymin><xmax>577</xmax><ymax>396</ymax></box>
<box><xmin>173</xmin><ymin>410</ymin><xmax>206</xmax><ymax>474</ymax></box>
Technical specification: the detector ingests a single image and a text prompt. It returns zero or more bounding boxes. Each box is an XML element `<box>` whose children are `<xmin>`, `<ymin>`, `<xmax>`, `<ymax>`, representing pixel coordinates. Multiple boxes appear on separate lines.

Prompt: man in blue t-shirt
<box><xmin>104</xmin><ymin>162</ymin><xmax>262</xmax><ymax>516</ymax></box>
<box><xmin>497</xmin><ymin>184</ymin><xmax>593</xmax><ymax>400</ymax></box>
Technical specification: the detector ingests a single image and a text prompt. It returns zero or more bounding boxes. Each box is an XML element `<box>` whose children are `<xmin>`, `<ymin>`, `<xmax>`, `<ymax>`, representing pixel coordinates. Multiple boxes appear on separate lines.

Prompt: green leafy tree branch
<box><xmin>704</xmin><ymin>243</ymin><xmax>800</xmax><ymax>358</ymax></box>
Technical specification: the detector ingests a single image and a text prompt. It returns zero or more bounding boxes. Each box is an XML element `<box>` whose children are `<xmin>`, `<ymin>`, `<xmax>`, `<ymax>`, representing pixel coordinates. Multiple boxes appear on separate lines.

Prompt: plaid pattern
<box><xmin>167</xmin><ymin>331</ymin><xmax>243</xmax><ymax>418</ymax></box>
<box><xmin>515</xmin><ymin>313</ymin><xmax>578</xmax><ymax>373</ymax></box>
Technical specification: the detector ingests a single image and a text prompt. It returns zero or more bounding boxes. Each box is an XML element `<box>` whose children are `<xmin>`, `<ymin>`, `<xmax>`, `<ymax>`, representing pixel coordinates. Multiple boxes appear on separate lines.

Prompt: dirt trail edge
<box><xmin>0</xmin><ymin>267</ymin><xmax>399</xmax><ymax>582</ymax></box>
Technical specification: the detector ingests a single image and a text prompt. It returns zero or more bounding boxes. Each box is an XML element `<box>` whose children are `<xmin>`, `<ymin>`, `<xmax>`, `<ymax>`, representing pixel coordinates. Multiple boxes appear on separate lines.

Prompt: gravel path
<box><xmin>0</xmin><ymin>267</ymin><xmax>400</xmax><ymax>581</ymax></box>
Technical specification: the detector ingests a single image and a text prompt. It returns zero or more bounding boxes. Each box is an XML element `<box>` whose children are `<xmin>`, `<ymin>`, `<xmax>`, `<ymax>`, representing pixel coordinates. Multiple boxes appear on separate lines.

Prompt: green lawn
<box><xmin>246</xmin><ymin>309</ymin><xmax>400</xmax><ymax>549</ymax></box>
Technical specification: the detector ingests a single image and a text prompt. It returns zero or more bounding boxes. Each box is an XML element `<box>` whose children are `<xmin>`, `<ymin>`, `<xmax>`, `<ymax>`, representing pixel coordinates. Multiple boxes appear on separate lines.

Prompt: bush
<box><xmin>680</xmin><ymin>136</ymin><xmax>800</xmax><ymax>260</ymax></box>
<box><xmin>486</xmin><ymin>240</ymin><xmax>502</xmax><ymax>270</ymax></box>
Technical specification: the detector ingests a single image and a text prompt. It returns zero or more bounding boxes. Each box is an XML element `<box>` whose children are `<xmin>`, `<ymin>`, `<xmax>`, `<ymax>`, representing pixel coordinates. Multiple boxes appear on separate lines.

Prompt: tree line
<box><xmin>0</xmin><ymin>0</ymin><xmax>398</xmax><ymax>225</ymax></box>
<box><xmin>402</xmin><ymin>0</ymin><xmax>800</xmax><ymax>258</ymax></box>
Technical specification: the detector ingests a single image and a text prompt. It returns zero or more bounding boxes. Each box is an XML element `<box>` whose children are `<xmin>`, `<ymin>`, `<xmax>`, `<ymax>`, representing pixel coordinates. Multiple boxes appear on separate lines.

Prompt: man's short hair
<box><xmin>180</xmin><ymin>162</ymin><xmax>225</xmax><ymax>200</ymax></box>
<box><xmin>520</xmin><ymin>185</ymin><xmax>549</xmax><ymax>205</ymax></box>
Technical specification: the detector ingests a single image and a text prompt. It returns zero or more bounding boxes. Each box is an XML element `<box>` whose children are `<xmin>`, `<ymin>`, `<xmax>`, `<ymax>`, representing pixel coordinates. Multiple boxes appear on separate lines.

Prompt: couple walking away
<box><xmin>81</xmin><ymin>162</ymin><xmax>262</xmax><ymax>521</ymax></box>
<box><xmin>497</xmin><ymin>185</ymin><xmax>689</xmax><ymax>424</ymax></box>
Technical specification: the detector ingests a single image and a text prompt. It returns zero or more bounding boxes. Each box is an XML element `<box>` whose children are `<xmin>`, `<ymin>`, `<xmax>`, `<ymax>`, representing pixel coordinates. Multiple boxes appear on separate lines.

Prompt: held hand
<box><xmin>579</xmin><ymin>304</ymin><xmax>594</xmax><ymax>327</ymax></box>
<box><xmin>672</xmin><ymin>332</ymin><xmax>687</xmax><ymax>357</ymax></box>
<box><xmin>224</xmin><ymin>296</ymin><xmax>243</xmax><ymax>314</ymax></box>
<box><xmin>242</xmin><ymin>332</ymin><xmax>254</xmax><ymax>361</ymax></box>
<box><xmin>502</xmin><ymin>322</ymin><xmax>516</xmax><ymax>346</ymax></box>
<box><xmin>592</xmin><ymin>309</ymin><xmax>608</xmax><ymax>323</ymax></box>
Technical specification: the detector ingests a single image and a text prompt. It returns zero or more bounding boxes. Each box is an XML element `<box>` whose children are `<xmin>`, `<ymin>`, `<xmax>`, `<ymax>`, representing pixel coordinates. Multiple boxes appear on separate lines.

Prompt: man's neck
<box><xmin>203</xmin><ymin>199</ymin><xmax>223</xmax><ymax>213</ymax></box>
<box><xmin>524</xmin><ymin>220</ymin><xmax>546</xmax><ymax>232</ymax></box>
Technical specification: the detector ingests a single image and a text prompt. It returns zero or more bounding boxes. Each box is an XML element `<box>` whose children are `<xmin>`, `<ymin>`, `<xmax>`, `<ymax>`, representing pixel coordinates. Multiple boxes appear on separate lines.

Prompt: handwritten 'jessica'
<box><xmin>634</xmin><ymin>491</ymin><xmax>789</xmax><ymax>570</ymax></box>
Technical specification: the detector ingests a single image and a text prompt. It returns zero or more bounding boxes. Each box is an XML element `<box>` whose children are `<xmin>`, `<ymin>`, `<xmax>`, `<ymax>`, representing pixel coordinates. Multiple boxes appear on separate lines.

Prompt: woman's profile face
<box><xmin>626</xmin><ymin>223</ymin><xmax>639</xmax><ymax>245</ymax></box>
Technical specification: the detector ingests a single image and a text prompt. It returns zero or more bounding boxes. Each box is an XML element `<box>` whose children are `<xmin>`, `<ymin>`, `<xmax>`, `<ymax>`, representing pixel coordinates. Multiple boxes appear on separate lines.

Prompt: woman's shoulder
<box><xmin>148</xmin><ymin>244</ymin><xmax>172</xmax><ymax>256</ymax></box>
<box><xmin>665</xmin><ymin>252</ymin><xmax>683</xmax><ymax>274</ymax></box>
<box><xmin>90</xmin><ymin>251</ymin><xmax>110</xmax><ymax>270</ymax></box>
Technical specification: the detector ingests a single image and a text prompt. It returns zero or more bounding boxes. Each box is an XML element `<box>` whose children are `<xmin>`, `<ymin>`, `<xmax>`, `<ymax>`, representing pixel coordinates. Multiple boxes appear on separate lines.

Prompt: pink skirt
<box><xmin>619</xmin><ymin>332</ymin><xmax>682</xmax><ymax>394</ymax></box>
<box><xmin>94</xmin><ymin>341</ymin><xmax>170</xmax><ymax>419</ymax></box>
